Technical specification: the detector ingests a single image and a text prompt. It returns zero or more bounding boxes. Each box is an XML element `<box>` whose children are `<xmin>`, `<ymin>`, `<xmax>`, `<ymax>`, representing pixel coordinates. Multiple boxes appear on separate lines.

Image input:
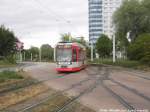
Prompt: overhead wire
<box><xmin>31</xmin><ymin>0</ymin><xmax>76</xmax><ymax>31</ymax></box>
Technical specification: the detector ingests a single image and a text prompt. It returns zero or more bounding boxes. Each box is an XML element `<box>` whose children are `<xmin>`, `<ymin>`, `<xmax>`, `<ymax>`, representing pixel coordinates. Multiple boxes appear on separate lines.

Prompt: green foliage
<box><xmin>0</xmin><ymin>25</ymin><xmax>17</xmax><ymax>61</ymax></box>
<box><xmin>24</xmin><ymin>46</ymin><xmax>39</xmax><ymax>61</ymax></box>
<box><xmin>128</xmin><ymin>33</ymin><xmax>150</xmax><ymax>65</ymax></box>
<box><xmin>41</xmin><ymin>44</ymin><xmax>53</xmax><ymax>61</ymax></box>
<box><xmin>30</xmin><ymin>47</ymin><xmax>39</xmax><ymax>61</ymax></box>
<box><xmin>60</xmin><ymin>33</ymin><xmax>88</xmax><ymax>46</ymax></box>
<box><xmin>86</xmin><ymin>47</ymin><xmax>91</xmax><ymax>58</ymax></box>
<box><xmin>23</xmin><ymin>49</ymin><xmax>31</xmax><ymax>61</ymax></box>
<box><xmin>113</xmin><ymin>0</ymin><xmax>150</xmax><ymax>48</ymax></box>
<box><xmin>61</xmin><ymin>33</ymin><xmax>72</xmax><ymax>42</ymax></box>
<box><xmin>96</xmin><ymin>34</ymin><xmax>112</xmax><ymax>58</ymax></box>
<box><xmin>0</xmin><ymin>60</ymin><xmax>16</xmax><ymax>67</ymax></box>
<box><xmin>4</xmin><ymin>55</ymin><xmax>16</xmax><ymax>64</ymax></box>
<box><xmin>72</xmin><ymin>37</ymin><xmax>87</xmax><ymax>46</ymax></box>
<box><xmin>92</xmin><ymin>58</ymin><xmax>141</xmax><ymax>69</ymax></box>
<box><xmin>0</xmin><ymin>71</ymin><xmax>23</xmax><ymax>83</ymax></box>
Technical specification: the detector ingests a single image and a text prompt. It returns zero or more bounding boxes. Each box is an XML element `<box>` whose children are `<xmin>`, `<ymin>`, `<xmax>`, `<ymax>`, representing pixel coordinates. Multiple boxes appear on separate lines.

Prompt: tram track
<box><xmin>2</xmin><ymin>67</ymin><xmax>100</xmax><ymax>112</ymax></box>
<box><xmin>97</xmin><ymin>66</ymin><xmax>149</xmax><ymax>110</ymax></box>
<box><xmin>110</xmin><ymin>78</ymin><xmax>150</xmax><ymax>102</ymax></box>
<box><xmin>0</xmin><ymin>65</ymin><xmax>102</xmax><ymax>96</ymax></box>
<box><xmin>97</xmin><ymin>68</ymin><xmax>136</xmax><ymax>110</ymax></box>
<box><xmin>90</xmin><ymin>66</ymin><xmax>135</xmax><ymax>110</ymax></box>
<box><xmin>2</xmin><ymin>65</ymin><xmax>149</xmax><ymax>112</ymax></box>
<box><xmin>101</xmin><ymin>81</ymin><xmax>135</xmax><ymax>110</ymax></box>
<box><xmin>20</xmin><ymin>66</ymin><xmax>136</xmax><ymax>112</ymax></box>
<box><xmin>0</xmin><ymin>72</ymin><xmax>77</xmax><ymax>96</ymax></box>
<box><xmin>56</xmin><ymin>66</ymin><xmax>139</xmax><ymax>112</ymax></box>
<box><xmin>54</xmin><ymin>68</ymin><xmax>102</xmax><ymax>112</ymax></box>
<box><xmin>0</xmin><ymin>79</ymin><xmax>36</xmax><ymax>96</ymax></box>
<box><xmin>94</xmin><ymin>64</ymin><xmax>150</xmax><ymax>80</ymax></box>
<box><xmin>16</xmin><ymin>77</ymin><xmax>98</xmax><ymax>112</ymax></box>
<box><xmin>121</xmin><ymin>70</ymin><xmax>150</xmax><ymax>80</ymax></box>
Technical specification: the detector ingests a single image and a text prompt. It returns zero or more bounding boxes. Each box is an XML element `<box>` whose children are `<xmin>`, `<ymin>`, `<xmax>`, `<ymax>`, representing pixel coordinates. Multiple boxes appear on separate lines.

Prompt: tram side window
<box><xmin>73</xmin><ymin>49</ymin><xmax>77</xmax><ymax>62</ymax></box>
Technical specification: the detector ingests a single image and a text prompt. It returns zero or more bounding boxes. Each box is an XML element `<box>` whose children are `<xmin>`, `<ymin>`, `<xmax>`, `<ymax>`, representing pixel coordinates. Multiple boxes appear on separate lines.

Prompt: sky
<box><xmin>0</xmin><ymin>0</ymin><xmax>89</xmax><ymax>49</ymax></box>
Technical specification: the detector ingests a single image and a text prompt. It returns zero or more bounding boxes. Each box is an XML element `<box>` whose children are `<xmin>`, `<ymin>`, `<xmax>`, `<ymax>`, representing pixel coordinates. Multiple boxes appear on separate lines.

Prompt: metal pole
<box><xmin>113</xmin><ymin>35</ymin><xmax>116</xmax><ymax>63</ymax></box>
<box><xmin>24</xmin><ymin>52</ymin><xmax>25</xmax><ymax>61</ymax></box>
<box><xmin>91</xmin><ymin>42</ymin><xmax>94</xmax><ymax>61</ymax></box>
<box><xmin>20</xmin><ymin>50</ymin><xmax>22</xmax><ymax>62</ymax></box>
<box><xmin>31</xmin><ymin>53</ymin><xmax>32</xmax><ymax>61</ymax></box>
<box><xmin>39</xmin><ymin>48</ymin><xmax>41</xmax><ymax>62</ymax></box>
<box><xmin>54</xmin><ymin>47</ymin><xmax>56</xmax><ymax>62</ymax></box>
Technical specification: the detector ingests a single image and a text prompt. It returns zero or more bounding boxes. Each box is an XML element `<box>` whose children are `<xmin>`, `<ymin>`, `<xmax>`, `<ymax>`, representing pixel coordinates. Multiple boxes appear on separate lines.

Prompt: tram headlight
<box><xmin>58</xmin><ymin>62</ymin><xmax>61</xmax><ymax>65</ymax></box>
<box><xmin>58</xmin><ymin>62</ymin><xmax>71</xmax><ymax>65</ymax></box>
<box><xmin>67</xmin><ymin>62</ymin><xmax>71</xmax><ymax>65</ymax></box>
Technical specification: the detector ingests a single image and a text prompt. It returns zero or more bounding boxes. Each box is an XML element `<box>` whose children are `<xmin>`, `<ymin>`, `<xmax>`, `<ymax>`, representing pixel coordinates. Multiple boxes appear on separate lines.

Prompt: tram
<box><xmin>54</xmin><ymin>42</ymin><xmax>86</xmax><ymax>72</ymax></box>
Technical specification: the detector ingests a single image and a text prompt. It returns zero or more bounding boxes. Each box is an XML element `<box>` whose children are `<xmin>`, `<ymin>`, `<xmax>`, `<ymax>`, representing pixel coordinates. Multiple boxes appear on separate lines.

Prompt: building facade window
<box><xmin>89</xmin><ymin>0</ymin><xmax>123</xmax><ymax>44</ymax></box>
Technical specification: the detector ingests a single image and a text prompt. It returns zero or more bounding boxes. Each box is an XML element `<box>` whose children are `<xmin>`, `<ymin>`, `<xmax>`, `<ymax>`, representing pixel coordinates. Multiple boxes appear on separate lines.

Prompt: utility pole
<box><xmin>113</xmin><ymin>34</ymin><xmax>116</xmax><ymax>63</ymax></box>
<box><xmin>39</xmin><ymin>48</ymin><xmax>42</xmax><ymax>62</ymax></box>
<box><xmin>31</xmin><ymin>53</ymin><xmax>32</xmax><ymax>61</ymax></box>
<box><xmin>19</xmin><ymin>50</ymin><xmax>22</xmax><ymax>63</ymax></box>
<box><xmin>91</xmin><ymin>42</ymin><xmax>94</xmax><ymax>61</ymax></box>
<box><xmin>24</xmin><ymin>52</ymin><xmax>26</xmax><ymax>61</ymax></box>
<box><xmin>54</xmin><ymin>47</ymin><xmax>56</xmax><ymax>62</ymax></box>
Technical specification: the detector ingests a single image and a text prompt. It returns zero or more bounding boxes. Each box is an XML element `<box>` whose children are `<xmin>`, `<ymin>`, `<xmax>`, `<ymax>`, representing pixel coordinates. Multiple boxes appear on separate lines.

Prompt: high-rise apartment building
<box><xmin>89</xmin><ymin>0</ymin><xmax>103</xmax><ymax>44</ymax></box>
<box><xmin>89</xmin><ymin>0</ymin><xmax>123</xmax><ymax>44</ymax></box>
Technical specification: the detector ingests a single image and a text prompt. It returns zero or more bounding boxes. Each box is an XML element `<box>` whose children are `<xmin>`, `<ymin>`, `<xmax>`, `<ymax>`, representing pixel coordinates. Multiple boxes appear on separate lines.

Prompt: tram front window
<box><xmin>56</xmin><ymin>49</ymin><xmax>72</xmax><ymax>62</ymax></box>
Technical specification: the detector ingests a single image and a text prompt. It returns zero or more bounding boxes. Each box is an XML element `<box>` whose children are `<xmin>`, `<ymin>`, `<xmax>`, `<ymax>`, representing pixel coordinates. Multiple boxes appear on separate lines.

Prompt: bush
<box><xmin>128</xmin><ymin>33</ymin><xmax>150</xmax><ymax>65</ymax></box>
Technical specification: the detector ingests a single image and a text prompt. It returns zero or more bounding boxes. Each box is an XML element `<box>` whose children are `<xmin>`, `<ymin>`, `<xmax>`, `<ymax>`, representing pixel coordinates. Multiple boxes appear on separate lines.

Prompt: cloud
<box><xmin>0</xmin><ymin>0</ymin><xmax>88</xmax><ymax>49</ymax></box>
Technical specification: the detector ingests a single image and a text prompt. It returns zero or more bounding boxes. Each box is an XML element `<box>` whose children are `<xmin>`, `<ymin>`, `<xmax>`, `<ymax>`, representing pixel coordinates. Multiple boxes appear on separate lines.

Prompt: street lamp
<box><xmin>113</xmin><ymin>34</ymin><xmax>116</xmax><ymax>63</ymax></box>
<box><xmin>39</xmin><ymin>48</ymin><xmax>42</xmax><ymax>62</ymax></box>
<box><xmin>31</xmin><ymin>53</ymin><xmax>32</xmax><ymax>61</ymax></box>
<box><xmin>91</xmin><ymin>41</ymin><xmax>94</xmax><ymax>62</ymax></box>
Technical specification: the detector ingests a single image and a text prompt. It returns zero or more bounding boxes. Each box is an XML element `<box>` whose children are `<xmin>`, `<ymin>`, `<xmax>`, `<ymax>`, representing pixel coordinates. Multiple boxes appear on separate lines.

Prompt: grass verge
<box><xmin>89</xmin><ymin>59</ymin><xmax>150</xmax><ymax>71</ymax></box>
<box><xmin>0</xmin><ymin>71</ymin><xmax>23</xmax><ymax>83</ymax></box>
<box><xmin>0</xmin><ymin>84</ymin><xmax>49</xmax><ymax>110</ymax></box>
<box><xmin>0</xmin><ymin>60</ymin><xmax>16</xmax><ymax>68</ymax></box>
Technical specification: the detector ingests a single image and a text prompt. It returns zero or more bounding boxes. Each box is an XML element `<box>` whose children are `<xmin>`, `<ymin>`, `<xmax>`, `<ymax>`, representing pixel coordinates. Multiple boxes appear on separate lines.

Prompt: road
<box><xmin>4</xmin><ymin>62</ymin><xmax>150</xmax><ymax>112</ymax></box>
<box><xmin>0</xmin><ymin>62</ymin><xmax>36</xmax><ymax>72</ymax></box>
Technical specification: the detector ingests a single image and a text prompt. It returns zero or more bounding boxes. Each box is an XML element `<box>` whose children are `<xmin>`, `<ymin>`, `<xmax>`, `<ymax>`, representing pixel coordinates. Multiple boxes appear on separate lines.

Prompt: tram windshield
<box><xmin>56</xmin><ymin>48</ymin><xmax>72</xmax><ymax>62</ymax></box>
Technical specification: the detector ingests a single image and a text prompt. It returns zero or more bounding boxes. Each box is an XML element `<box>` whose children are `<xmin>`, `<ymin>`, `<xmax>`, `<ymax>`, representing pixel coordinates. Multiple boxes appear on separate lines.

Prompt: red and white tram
<box><xmin>54</xmin><ymin>42</ymin><xmax>86</xmax><ymax>72</ymax></box>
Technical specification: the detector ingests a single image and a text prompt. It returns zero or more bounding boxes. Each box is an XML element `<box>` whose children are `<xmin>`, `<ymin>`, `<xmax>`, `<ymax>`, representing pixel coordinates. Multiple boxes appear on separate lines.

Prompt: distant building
<box><xmin>89</xmin><ymin>0</ymin><xmax>103</xmax><ymax>44</ymax></box>
<box><xmin>102</xmin><ymin>0</ymin><xmax>122</xmax><ymax>38</ymax></box>
<box><xmin>88</xmin><ymin>0</ymin><xmax>123</xmax><ymax>44</ymax></box>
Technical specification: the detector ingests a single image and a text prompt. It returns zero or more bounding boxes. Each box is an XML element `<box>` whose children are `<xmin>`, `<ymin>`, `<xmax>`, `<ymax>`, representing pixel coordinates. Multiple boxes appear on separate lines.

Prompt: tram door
<box><xmin>72</xmin><ymin>48</ymin><xmax>77</xmax><ymax>63</ymax></box>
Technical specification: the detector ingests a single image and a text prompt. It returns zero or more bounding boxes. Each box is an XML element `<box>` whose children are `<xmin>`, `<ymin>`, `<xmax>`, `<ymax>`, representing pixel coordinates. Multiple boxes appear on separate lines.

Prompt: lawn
<box><xmin>0</xmin><ymin>60</ymin><xmax>16</xmax><ymax>68</ymax></box>
<box><xmin>0</xmin><ymin>71</ymin><xmax>23</xmax><ymax>83</ymax></box>
<box><xmin>90</xmin><ymin>58</ymin><xmax>150</xmax><ymax>71</ymax></box>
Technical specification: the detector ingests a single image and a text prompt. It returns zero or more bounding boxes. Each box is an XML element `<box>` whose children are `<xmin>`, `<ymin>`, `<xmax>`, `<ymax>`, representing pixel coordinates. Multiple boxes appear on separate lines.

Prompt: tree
<box><xmin>28</xmin><ymin>47</ymin><xmax>39</xmax><ymax>61</ymax></box>
<box><xmin>0</xmin><ymin>25</ymin><xmax>17</xmax><ymax>58</ymax></box>
<box><xmin>60</xmin><ymin>33</ymin><xmax>72</xmax><ymax>42</ymax></box>
<box><xmin>72</xmin><ymin>37</ymin><xmax>87</xmax><ymax>46</ymax></box>
<box><xmin>41</xmin><ymin>44</ymin><xmax>53</xmax><ymax>61</ymax></box>
<box><xmin>96</xmin><ymin>34</ymin><xmax>112</xmax><ymax>58</ymax></box>
<box><xmin>24</xmin><ymin>49</ymin><xmax>31</xmax><ymax>61</ymax></box>
<box><xmin>127</xmin><ymin>33</ymin><xmax>150</xmax><ymax>65</ymax></box>
<box><xmin>113</xmin><ymin>0</ymin><xmax>150</xmax><ymax>43</ymax></box>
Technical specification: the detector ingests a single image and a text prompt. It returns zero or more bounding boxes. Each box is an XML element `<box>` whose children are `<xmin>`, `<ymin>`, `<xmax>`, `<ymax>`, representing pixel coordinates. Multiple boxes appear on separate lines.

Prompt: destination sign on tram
<box><xmin>57</xmin><ymin>45</ymin><xmax>71</xmax><ymax>49</ymax></box>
